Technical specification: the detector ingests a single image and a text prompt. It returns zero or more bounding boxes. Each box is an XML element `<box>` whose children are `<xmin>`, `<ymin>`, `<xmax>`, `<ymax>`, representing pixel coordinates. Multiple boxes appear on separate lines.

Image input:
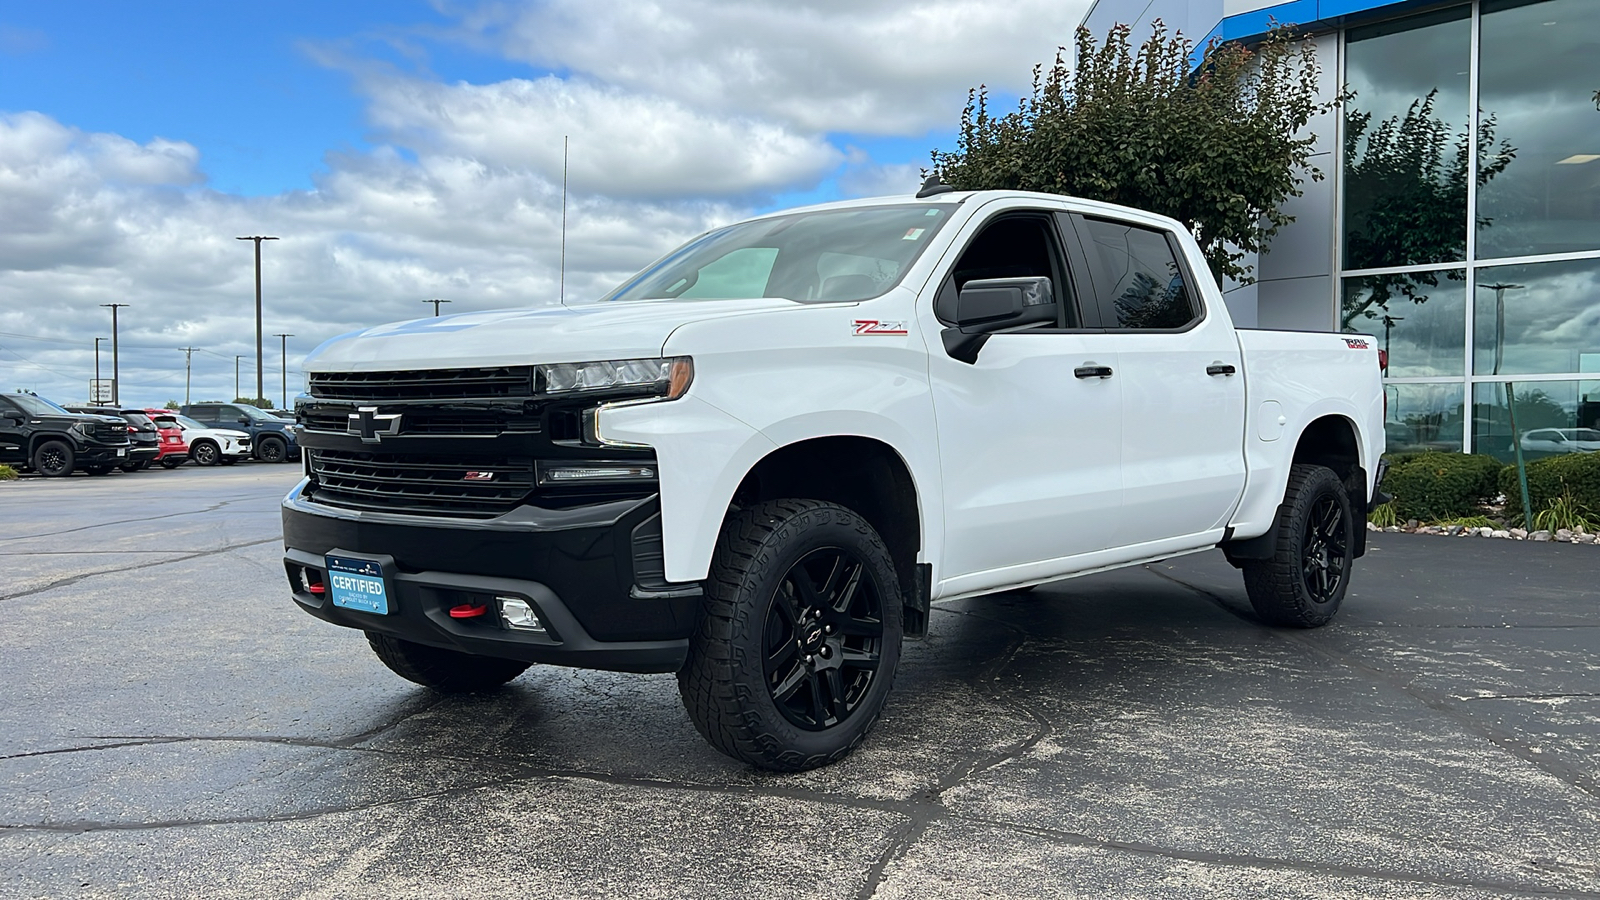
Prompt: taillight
<box><xmin>1377</xmin><ymin>349</ymin><xmax>1388</xmax><ymax>371</ymax></box>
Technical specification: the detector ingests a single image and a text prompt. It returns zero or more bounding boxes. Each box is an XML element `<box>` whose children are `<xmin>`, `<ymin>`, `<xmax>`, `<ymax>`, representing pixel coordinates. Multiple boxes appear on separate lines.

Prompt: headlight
<box><xmin>70</xmin><ymin>422</ymin><xmax>94</xmax><ymax>438</ymax></box>
<box><xmin>539</xmin><ymin>357</ymin><xmax>693</xmax><ymax>399</ymax></box>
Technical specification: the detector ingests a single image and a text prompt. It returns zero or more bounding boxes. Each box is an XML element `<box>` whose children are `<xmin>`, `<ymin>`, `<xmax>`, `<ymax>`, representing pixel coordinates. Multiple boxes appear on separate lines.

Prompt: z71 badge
<box><xmin>853</xmin><ymin>319</ymin><xmax>908</xmax><ymax>336</ymax></box>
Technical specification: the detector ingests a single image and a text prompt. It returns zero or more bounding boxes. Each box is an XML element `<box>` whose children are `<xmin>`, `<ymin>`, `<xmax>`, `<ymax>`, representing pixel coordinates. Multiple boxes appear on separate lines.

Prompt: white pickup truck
<box><xmin>282</xmin><ymin>187</ymin><xmax>1386</xmax><ymax>771</ymax></box>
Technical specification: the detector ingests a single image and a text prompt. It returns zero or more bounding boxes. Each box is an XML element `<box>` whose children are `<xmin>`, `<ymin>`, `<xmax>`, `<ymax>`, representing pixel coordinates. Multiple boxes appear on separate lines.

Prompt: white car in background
<box><xmin>170</xmin><ymin>414</ymin><xmax>253</xmax><ymax>466</ymax></box>
<box><xmin>1517</xmin><ymin>428</ymin><xmax>1600</xmax><ymax>455</ymax></box>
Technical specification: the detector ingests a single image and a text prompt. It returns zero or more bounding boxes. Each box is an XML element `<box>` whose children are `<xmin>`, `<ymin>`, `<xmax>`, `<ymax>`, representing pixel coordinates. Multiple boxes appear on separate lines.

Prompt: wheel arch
<box><xmin>1225</xmin><ymin>413</ymin><xmax>1370</xmax><ymax>565</ymax></box>
<box><xmin>730</xmin><ymin>435</ymin><xmax>929</xmax><ymax>635</ymax></box>
<box><xmin>27</xmin><ymin>431</ymin><xmax>75</xmax><ymax>458</ymax></box>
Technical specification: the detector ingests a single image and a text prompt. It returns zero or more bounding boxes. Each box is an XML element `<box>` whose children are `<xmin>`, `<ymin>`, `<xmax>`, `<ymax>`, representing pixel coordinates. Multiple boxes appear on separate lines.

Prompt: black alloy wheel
<box><xmin>1241</xmin><ymin>464</ymin><xmax>1354</xmax><ymax>628</ymax></box>
<box><xmin>32</xmin><ymin>440</ymin><xmax>74</xmax><ymax>477</ymax></box>
<box><xmin>679</xmin><ymin>499</ymin><xmax>903</xmax><ymax>772</ymax></box>
<box><xmin>763</xmin><ymin>548</ymin><xmax>886</xmax><ymax>731</ymax></box>
<box><xmin>192</xmin><ymin>441</ymin><xmax>219</xmax><ymax>466</ymax></box>
<box><xmin>257</xmin><ymin>437</ymin><xmax>286</xmax><ymax>463</ymax></box>
<box><xmin>1300</xmin><ymin>494</ymin><xmax>1348</xmax><ymax>604</ymax></box>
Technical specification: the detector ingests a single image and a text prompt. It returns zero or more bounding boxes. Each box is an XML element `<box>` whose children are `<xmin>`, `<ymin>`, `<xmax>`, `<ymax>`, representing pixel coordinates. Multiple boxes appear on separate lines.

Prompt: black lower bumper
<box><xmin>280</xmin><ymin>484</ymin><xmax>701</xmax><ymax>674</ymax></box>
<box><xmin>77</xmin><ymin>445</ymin><xmax>133</xmax><ymax>466</ymax></box>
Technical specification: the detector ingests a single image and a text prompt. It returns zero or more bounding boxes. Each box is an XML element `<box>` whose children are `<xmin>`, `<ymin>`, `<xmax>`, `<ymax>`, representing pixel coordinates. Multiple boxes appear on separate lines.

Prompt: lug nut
<box><xmin>805</xmin><ymin>654</ymin><xmax>814</xmax><ymax>663</ymax></box>
<box><xmin>819</xmin><ymin>646</ymin><xmax>831</xmax><ymax>659</ymax></box>
<box><xmin>824</xmin><ymin>624</ymin><xmax>834</xmax><ymax>634</ymax></box>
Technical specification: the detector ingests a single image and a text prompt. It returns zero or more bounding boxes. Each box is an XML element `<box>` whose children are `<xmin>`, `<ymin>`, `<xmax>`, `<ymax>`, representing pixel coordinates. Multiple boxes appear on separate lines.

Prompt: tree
<box><xmin>1339</xmin><ymin>92</ymin><xmax>1515</xmax><ymax>331</ymax></box>
<box><xmin>931</xmin><ymin>21</ymin><xmax>1335</xmax><ymax>285</ymax></box>
<box><xmin>163</xmin><ymin>400</ymin><xmax>180</xmax><ymax>410</ymax></box>
<box><xmin>233</xmin><ymin>396</ymin><xmax>274</xmax><ymax>408</ymax></box>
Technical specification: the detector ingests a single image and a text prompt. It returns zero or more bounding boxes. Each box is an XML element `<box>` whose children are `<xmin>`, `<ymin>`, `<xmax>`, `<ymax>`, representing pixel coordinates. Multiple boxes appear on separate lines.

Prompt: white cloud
<box><xmin>467</xmin><ymin>0</ymin><xmax>1093</xmax><ymax>135</ymax></box>
<box><xmin>362</xmin><ymin>75</ymin><xmax>841</xmax><ymax>198</ymax></box>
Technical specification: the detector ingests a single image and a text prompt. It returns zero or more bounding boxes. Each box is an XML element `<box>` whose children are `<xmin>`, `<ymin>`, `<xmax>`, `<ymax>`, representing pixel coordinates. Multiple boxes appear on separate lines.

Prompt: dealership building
<box><xmin>1081</xmin><ymin>0</ymin><xmax>1600</xmax><ymax>460</ymax></box>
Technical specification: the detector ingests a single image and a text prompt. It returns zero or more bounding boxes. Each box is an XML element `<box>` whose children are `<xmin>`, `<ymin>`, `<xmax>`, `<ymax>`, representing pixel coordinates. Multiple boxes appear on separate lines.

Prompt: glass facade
<box><xmin>1340</xmin><ymin>0</ymin><xmax>1600</xmax><ymax>455</ymax></box>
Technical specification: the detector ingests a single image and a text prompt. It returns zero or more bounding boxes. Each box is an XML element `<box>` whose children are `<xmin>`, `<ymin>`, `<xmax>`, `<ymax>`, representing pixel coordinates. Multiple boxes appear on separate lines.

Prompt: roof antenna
<box><xmin>559</xmin><ymin>135</ymin><xmax>569</xmax><ymax>306</ymax></box>
<box><xmin>916</xmin><ymin>172</ymin><xmax>955</xmax><ymax>199</ymax></box>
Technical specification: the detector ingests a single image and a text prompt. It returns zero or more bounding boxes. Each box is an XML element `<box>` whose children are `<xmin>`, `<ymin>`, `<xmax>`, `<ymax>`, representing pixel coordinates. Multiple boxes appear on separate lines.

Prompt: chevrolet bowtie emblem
<box><xmin>347</xmin><ymin>406</ymin><xmax>402</xmax><ymax>443</ymax></box>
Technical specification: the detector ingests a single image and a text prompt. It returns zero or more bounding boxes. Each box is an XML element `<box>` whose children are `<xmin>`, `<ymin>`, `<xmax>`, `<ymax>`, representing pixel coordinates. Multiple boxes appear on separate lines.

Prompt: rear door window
<box><xmin>1078</xmin><ymin>217</ymin><xmax>1199</xmax><ymax>331</ymax></box>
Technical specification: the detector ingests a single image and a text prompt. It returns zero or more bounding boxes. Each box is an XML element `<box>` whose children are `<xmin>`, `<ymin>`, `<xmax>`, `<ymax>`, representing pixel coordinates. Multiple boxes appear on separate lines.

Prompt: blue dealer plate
<box><xmin>326</xmin><ymin>555</ymin><xmax>390</xmax><ymax>615</ymax></box>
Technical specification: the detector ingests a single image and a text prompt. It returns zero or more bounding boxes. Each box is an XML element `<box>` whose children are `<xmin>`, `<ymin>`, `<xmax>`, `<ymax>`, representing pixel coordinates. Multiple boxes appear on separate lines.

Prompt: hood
<box><xmin>304</xmin><ymin>299</ymin><xmax>799</xmax><ymax>372</ymax></box>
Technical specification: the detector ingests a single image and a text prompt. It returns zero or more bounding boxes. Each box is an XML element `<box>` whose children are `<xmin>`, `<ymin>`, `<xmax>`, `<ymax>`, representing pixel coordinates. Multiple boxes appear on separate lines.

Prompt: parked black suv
<box><xmin>64</xmin><ymin>407</ymin><xmax>161</xmax><ymax>471</ymax></box>
<box><xmin>0</xmin><ymin>393</ymin><xmax>133</xmax><ymax>476</ymax></box>
<box><xmin>180</xmin><ymin>403</ymin><xmax>300</xmax><ymax>463</ymax></box>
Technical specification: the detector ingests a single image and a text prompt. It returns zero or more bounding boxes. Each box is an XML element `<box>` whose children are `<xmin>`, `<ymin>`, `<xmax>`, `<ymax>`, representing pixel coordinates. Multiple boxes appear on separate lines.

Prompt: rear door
<box><xmin>1066</xmin><ymin>213</ymin><xmax>1247</xmax><ymax>550</ymax></box>
<box><xmin>926</xmin><ymin>206</ymin><xmax>1123</xmax><ymax>590</ymax></box>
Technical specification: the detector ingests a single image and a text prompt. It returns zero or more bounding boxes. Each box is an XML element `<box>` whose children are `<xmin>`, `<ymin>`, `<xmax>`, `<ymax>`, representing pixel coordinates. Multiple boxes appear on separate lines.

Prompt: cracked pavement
<box><xmin>2</xmin><ymin>467</ymin><xmax>1598</xmax><ymax>898</ymax></box>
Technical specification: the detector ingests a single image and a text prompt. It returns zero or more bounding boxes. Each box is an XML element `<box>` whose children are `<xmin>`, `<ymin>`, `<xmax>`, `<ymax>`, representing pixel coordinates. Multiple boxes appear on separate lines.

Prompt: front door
<box><xmin>926</xmin><ymin>209</ymin><xmax>1123</xmax><ymax>592</ymax></box>
<box><xmin>0</xmin><ymin>398</ymin><xmax>25</xmax><ymax>465</ymax></box>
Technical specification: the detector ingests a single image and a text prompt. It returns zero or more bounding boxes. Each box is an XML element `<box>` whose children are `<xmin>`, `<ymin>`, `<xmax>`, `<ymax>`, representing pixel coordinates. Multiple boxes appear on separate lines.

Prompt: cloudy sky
<box><xmin>0</xmin><ymin>0</ymin><xmax>1091</xmax><ymax>406</ymax></box>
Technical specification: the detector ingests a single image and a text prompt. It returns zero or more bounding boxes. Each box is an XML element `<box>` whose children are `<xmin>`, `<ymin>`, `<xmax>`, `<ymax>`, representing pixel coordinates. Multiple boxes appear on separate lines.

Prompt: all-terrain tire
<box><xmin>33</xmin><ymin>440</ymin><xmax>74</xmax><ymax>477</ymax></box>
<box><xmin>678</xmin><ymin>499</ymin><xmax>903</xmax><ymax>772</ymax></box>
<box><xmin>257</xmin><ymin>437</ymin><xmax>286</xmax><ymax>463</ymax></box>
<box><xmin>365</xmin><ymin>632</ymin><xmax>530</xmax><ymax>693</ymax></box>
<box><xmin>1242</xmin><ymin>464</ymin><xmax>1355</xmax><ymax>628</ymax></box>
<box><xmin>191</xmin><ymin>440</ymin><xmax>220</xmax><ymax>466</ymax></box>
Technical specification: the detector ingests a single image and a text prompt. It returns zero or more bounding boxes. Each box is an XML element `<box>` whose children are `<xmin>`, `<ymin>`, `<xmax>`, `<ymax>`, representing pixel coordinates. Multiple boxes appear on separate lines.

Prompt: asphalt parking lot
<box><xmin>1</xmin><ymin>467</ymin><xmax>1597</xmax><ymax>899</ymax></box>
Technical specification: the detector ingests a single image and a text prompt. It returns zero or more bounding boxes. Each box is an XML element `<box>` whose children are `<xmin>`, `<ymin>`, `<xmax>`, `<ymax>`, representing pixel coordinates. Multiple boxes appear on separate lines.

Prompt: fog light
<box><xmin>498</xmin><ymin>596</ymin><xmax>544</xmax><ymax>631</ymax></box>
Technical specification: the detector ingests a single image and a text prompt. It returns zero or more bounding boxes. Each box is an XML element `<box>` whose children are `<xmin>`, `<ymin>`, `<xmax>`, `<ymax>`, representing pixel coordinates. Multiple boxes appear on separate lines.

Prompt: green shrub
<box><xmin>1368</xmin><ymin>501</ymin><xmax>1398</xmax><ymax>527</ymax></box>
<box><xmin>0</xmin><ymin>464</ymin><xmax>16</xmax><ymax>481</ymax></box>
<box><xmin>1382</xmin><ymin>452</ymin><xmax>1502</xmax><ymax>521</ymax></box>
<box><xmin>1500</xmin><ymin>452</ymin><xmax>1600</xmax><ymax>520</ymax></box>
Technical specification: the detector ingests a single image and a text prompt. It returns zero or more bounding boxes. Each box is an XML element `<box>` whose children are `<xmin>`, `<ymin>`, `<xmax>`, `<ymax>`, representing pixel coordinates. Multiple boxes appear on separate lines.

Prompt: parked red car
<box><xmin>143</xmin><ymin>410</ymin><xmax>191</xmax><ymax>468</ymax></box>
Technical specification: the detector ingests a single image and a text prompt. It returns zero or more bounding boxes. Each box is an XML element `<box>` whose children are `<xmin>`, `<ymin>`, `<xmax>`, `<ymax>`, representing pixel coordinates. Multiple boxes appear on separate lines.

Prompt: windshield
<box><xmin>8</xmin><ymin>393</ymin><xmax>72</xmax><ymax>416</ymax></box>
<box><xmin>173</xmin><ymin>415</ymin><xmax>207</xmax><ymax>430</ymax></box>
<box><xmin>238</xmin><ymin>405</ymin><xmax>283</xmax><ymax>422</ymax></box>
<box><xmin>602</xmin><ymin>204</ymin><xmax>955</xmax><ymax>304</ymax></box>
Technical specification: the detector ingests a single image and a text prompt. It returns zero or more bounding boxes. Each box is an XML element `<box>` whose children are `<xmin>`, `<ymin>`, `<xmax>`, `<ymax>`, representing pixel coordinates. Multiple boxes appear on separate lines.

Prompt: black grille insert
<box><xmin>300</xmin><ymin>407</ymin><xmax>539</xmax><ymax>436</ymax></box>
<box><xmin>309</xmin><ymin>367</ymin><xmax>534</xmax><ymax>402</ymax></box>
<box><xmin>308</xmin><ymin>449</ymin><xmax>535</xmax><ymax>518</ymax></box>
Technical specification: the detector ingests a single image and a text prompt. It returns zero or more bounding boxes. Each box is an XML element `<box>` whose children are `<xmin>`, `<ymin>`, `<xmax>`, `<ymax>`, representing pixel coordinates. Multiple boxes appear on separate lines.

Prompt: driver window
<box><xmin>937</xmin><ymin>215</ymin><xmax>1076</xmax><ymax>328</ymax></box>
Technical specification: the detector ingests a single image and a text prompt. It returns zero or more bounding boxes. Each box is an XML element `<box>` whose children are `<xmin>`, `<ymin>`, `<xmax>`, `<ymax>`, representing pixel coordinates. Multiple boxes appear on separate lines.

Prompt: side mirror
<box><xmin>236</xmin><ymin>417</ymin><xmax>250</xmax><ymax>426</ymax></box>
<box><xmin>941</xmin><ymin>277</ymin><xmax>1057</xmax><ymax>364</ymax></box>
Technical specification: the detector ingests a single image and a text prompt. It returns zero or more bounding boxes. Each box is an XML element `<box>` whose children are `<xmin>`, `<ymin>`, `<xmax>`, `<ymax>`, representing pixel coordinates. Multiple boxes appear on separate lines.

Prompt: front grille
<box><xmin>300</xmin><ymin>407</ymin><xmax>538</xmax><ymax>436</ymax></box>
<box><xmin>94</xmin><ymin>424</ymin><xmax>130</xmax><ymax>443</ymax></box>
<box><xmin>307</xmin><ymin>449</ymin><xmax>535</xmax><ymax>518</ymax></box>
<box><xmin>309</xmin><ymin>367</ymin><xmax>534</xmax><ymax>402</ymax></box>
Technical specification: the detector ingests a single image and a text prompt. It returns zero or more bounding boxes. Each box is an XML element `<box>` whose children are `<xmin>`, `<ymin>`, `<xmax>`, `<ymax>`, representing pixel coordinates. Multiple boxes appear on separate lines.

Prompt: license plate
<box><xmin>326</xmin><ymin>555</ymin><xmax>390</xmax><ymax>615</ymax></box>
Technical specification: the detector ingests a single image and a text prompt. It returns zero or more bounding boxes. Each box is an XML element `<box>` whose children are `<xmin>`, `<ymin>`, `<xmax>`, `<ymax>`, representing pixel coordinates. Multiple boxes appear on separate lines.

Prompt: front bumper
<box><xmin>280</xmin><ymin>481</ymin><xmax>700</xmax><ymax>674</ymax></box>
<box><xmin>76</xmin><ymin>443</ymin><xmax>133</xmax><ymax>465</ymax></box>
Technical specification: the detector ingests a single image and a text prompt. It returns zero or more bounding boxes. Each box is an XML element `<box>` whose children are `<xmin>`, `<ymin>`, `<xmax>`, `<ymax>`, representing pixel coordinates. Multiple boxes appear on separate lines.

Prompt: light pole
<box><xmin>93</xmin><ymin>337</ymin><xmax>106</xmax><ymax>405</ymax></box>
<box><xmin>236</xmin><ymin>235</ymin><xmax>278</xmax><ymax>403</ymax></box>
<box><xmin>179</xmin><ymin>347</ymin><xmax>197</xmax><ymax>405</ymax></box>
<box><xmin>100</xmin><ymin>303</ymin><xmax>130</xmax><ymax>405</ymax></box>
<box><xmin>273</xmin><ymin>333</ymin><xmax>294</xmax><ymax>409</ymax></box>
<box><xmin>235</xmin><ymin>355</ymin><xmax>245</xmax><ymax>401</ymax></box>
<box><xmin>1483</xmin><ymin>281</ymin><xmax>1532</xmax><ymax>530</ymax></box>
<box><xmin>423</xmin><ymin>298</ymin><xmax>451</xmax><ymax>316</ymax></box>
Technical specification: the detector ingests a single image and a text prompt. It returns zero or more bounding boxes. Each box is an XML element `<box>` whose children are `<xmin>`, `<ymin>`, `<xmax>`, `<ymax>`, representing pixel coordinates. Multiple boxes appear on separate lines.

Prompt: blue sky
<box><xmin>0</xmin><ymin>0</ymin><xmax>1087</xmax><ymax>404</ymax></box>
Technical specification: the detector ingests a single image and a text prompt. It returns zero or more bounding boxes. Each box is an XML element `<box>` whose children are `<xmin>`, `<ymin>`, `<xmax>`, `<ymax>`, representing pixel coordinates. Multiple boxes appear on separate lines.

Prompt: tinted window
<box><xmin>1081</xmin><ymin>218</ymin><xmax>1197</xmax><ymax>330</ymax></box>
<box><xmin>937</xmin><ymin>215</ymin><xmax>1076</xmax><ymax>328</ymax></box>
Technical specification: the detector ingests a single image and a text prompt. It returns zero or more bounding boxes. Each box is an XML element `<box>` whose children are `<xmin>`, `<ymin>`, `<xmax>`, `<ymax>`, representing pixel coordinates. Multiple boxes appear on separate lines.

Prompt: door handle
<box><xmin>1074</xmin><ymin>365</ymin><xmax>1114</xmax><ymax>379</ymax></box>
<box><xmin>1206</xmin><ymin>364</ymin><xmax>1237</xmax><ymax>376</ymax></box>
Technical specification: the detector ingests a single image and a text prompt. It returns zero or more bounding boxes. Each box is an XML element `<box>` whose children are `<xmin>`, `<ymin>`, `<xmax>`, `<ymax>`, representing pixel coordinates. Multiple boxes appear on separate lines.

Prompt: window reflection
<box><xmin>1385</xmin><ymin>383</ymin><xmax>1465</xmax><ymax>454</ymax></box>
<box><xmin>1472</xmin><ymin>258</ymin><xmax>1600</xmax><ymax>375</ymax></box>
<box><xmin>1477</xmin><ymin>0</ymin><xmax>1600</xmax><ymax>259</ymax></box>
<box><xmin>1472</xmin><ymin>380</ymin><xmax>1600</xmax><ymax>463</ymax></box>
<box><xmin>1343</xmin><ymin>7</ymin><xmax>1473</xmax><ymax>270</ymax></box>
<box><xmin>1343</xmin><ymin>273</ymin><xmax>1465</xmax><ymax>377</ymax></box>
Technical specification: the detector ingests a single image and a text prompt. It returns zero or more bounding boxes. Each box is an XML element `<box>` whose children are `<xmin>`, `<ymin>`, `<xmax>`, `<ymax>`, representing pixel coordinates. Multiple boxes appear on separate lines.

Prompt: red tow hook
<box><xmin>449</xmin><ymin>603</ymin><xmax>489</xmax><ymax>619</ymax></box>
<box><xmin>309</xmin><ymin>583</ymin><xmax>325</xmax><ymax>595</ymax></box>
